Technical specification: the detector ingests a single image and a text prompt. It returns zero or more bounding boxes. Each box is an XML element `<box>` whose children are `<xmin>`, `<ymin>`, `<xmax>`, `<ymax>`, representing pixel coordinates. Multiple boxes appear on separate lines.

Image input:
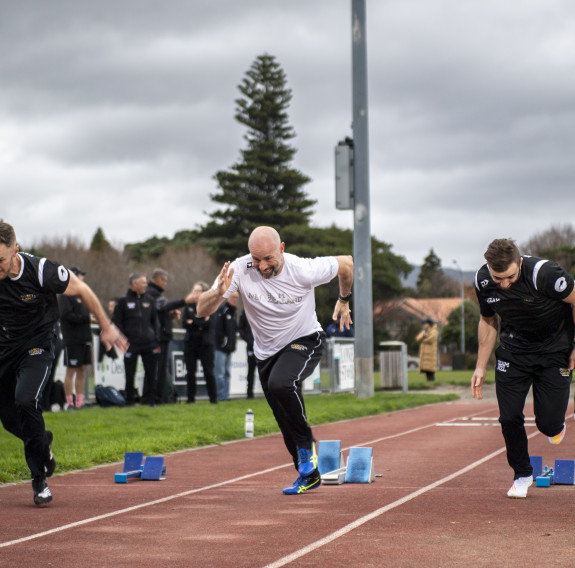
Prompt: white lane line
<box><xmin>261</xmin><ymin>427</ymin><xmax>542</xmax><ymax>568</ymax></box>
<box><xmin>0</xmin><ymin>464</ymin><xmax>289</xmax><ymax>549</ymax></box>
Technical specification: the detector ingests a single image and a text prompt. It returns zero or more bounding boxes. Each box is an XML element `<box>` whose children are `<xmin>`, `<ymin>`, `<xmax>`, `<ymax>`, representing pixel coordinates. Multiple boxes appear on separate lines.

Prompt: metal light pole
<box><xmin>453</xmin><ymin>260</ymin><xmax>465</xmax><ymax>354</ymax></box>
<box><xmin>351</xmin><ymin>0</ymin><xmax>374</xmax><ymax>398</ymax></box>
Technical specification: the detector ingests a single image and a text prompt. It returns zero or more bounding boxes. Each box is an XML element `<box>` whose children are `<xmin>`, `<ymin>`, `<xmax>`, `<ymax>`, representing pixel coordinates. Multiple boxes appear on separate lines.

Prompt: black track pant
<box><xmin>183</xmin><ymin>341</ymin><xmax>217</xmax><ymax>403</ymax></box>
<box><xmin>495</xmin><ymin>347</ymin><xmax>572</xmax><ymax>479</ymax></box>
<box><xmin>0</xmin><ymin>348</ymin><xmax>53</xmax><ymax>479</ymax></box>
<box><xmin>124</xmin><ymin>349</ymin><xmax>158</xmax><ymax>404</ymax></box>
<box><xmin>257</xmin><ymin>331</ymin><xmax>325</xmax><ymax>472</ymax></box>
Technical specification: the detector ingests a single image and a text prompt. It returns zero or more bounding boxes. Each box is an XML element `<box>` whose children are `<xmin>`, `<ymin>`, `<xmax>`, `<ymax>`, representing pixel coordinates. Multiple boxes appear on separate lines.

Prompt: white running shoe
<box><xmin>549</xmin><ymin>424</ymin><xmax>566</xmax><ymax>445</ymax></box>
<box><xmin>507</xmin><ymin>475</ymin><xmax>533</xmax><ymax>499</ymax></box>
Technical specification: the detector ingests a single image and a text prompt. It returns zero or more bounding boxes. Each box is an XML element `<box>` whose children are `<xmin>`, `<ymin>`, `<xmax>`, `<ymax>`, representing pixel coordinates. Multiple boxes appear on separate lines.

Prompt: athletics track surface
<box><xmin>1</xmin><ymin>397</ymin><xmax>575</xmax><ymax>568</ymax></box>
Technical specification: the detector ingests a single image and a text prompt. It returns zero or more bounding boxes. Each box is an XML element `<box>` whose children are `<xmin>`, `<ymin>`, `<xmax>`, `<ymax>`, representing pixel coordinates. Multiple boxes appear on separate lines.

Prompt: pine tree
<box><xmin>416</xmin><ymin>249</ymin><xmax>458</xmax><ymax>297</ymax></box>
<box><xmin>90</xmin><ymin>227</ymin><xmax>113</xmax><ymax>253</ymax></box>
<box><xmin>201</xmin><ymin>54</ymin><xmax>315</xmax><ymax>262</ymax></box>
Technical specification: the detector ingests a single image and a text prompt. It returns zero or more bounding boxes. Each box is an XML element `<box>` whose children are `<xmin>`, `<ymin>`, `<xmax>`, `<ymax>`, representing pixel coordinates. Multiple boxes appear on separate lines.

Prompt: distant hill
<box><xmin>402</xmin><ymin>266</ymin><xmax>476</xmax><ymax>289</ymax></box>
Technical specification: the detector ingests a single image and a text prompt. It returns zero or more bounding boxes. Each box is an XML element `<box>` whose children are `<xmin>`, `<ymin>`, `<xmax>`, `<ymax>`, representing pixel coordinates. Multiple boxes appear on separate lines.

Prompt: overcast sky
<box><xmin>2</xmin><ymin>0</ymin><xmax>575</xmax><ymax>271</ymax></box>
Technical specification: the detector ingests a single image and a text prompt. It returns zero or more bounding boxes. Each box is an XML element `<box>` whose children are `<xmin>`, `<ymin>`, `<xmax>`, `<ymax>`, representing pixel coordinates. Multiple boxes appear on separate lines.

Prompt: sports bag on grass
<box><xmin>95</xmin><ymin>385</ymin><xmax>126</xmax><ymax>407</ymax></box>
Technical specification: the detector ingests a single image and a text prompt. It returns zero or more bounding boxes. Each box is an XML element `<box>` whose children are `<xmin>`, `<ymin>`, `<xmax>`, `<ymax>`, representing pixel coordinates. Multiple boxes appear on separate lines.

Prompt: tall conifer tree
<box><xmin>201</xmin><ymin>54</ymin><xmax>315</xmax><ymax>262</ymax></box>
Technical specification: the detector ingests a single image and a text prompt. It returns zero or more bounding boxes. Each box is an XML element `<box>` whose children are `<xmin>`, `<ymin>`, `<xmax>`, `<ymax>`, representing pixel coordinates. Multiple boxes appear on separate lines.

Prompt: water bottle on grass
<box><xmin>245</xmin><ymin>408</ymin><xmax>254</xmax><ymax>438</ymax></box>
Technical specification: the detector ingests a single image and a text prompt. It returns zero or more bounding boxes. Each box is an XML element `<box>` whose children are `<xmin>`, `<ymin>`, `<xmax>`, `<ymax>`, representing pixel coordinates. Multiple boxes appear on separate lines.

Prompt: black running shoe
<box><xmin>44</xmin><ymin>430</ymin><xmax>56</xmax><ymax>477</ymax></box>
<box><xmin>32</xmin><ymin>477</ymin><xmax>53</xmax><ymax>506</ymax></box>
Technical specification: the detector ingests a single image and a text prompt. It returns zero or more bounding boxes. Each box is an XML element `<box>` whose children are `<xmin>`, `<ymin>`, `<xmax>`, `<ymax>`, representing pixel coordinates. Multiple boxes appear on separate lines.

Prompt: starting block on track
<box><xmin>114</xmin><ymin>452</ymin><xmax>166</xmax><ymax>483</ymax></box>
<box><xmin>532</xmin><ymin>456</ymin><xmax>575</xmax><ymax>487</ymax></box>
<box><xmin>536</xmin><ymin>466</ymin><xmax>554</xmax><ymax>487</ymax></box>
<box><xmin>318</xmin><ymin>442</ymin><xmax>377</xmax><ymax>485</ymax></box>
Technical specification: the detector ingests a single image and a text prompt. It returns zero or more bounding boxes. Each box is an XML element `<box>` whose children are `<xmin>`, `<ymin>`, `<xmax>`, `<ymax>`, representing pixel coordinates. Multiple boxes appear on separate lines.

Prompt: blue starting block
<box><xmin>553</xmin><ymin>459</ymin><xmax>575</xmax><ymax>485</ymax></box>
<box><xmin>532</xmin><ymin>457</ymin><xmax>575</xmax><ymax>488</ymax></box>
<box><xmin>115</xmin><ymin>452</ymin><xmax>166</xmax><ymax>483</ymax></box>
<box><xmin>536</xmin><ymin>466</ymin><xmax>554</xmax><ymax>487</ymax></box>
<box><xmin>530</xmin><ymin>455</ymin><xmax>543</xmax><ymax>479</ymax></box>
<box><xmin>318</xmin><ymin>441</ymin><xmax>377</xmax><ymax>485</ymax></box>
<box><xmin>345</xmin><ymin>447</ymin><xmax>375</xmax><ymax>483</ymax></box>
<box><xmin>318</xmin><ymin>441</ymin><xmax>344</xmax><ymax>474</ymax></box>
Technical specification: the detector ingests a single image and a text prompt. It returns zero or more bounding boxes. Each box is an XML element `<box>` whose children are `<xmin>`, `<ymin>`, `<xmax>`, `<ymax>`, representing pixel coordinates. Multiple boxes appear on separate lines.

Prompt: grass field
<box><xmin>0</xmin><ymin>369</ymin><xmax>489</xmax><ymax>484</ymax></box>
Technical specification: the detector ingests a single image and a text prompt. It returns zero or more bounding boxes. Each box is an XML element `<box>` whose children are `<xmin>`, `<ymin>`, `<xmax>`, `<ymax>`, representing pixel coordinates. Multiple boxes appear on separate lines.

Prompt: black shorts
<box><xmin>64</xmin><ymin>344</ymin><xmax>92</xmax><ymax>367</ymax></box>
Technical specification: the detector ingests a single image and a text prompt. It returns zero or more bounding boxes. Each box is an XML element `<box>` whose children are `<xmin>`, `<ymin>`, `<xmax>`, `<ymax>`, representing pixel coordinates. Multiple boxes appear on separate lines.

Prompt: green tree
<box><xmin>201</xmin><ymin>53</ymin><xmax>315</xmax><ymax>263</ymax></box>
<box><xmin>124</xmin><ymin>236</ymin><xmax>170</xmax><ymax>262</ymax></box>
<box><xmin>416</xmin><ymin>249</ymin><xmax>458</xmax><ymax>298</ymax></box>
<box><xmin>90</xmin><ymin>227</ymin><xmax>113</xmax><ymax>253</ymax></box>
<box><xmin>440</xmin><ymin>300</ymin><xmax>480</xmax><ymax>354</ymax></box>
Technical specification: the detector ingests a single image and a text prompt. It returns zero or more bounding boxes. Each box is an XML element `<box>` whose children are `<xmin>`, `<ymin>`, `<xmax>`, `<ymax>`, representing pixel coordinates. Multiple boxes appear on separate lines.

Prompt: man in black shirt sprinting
<box><xmin>0</xmin><ymin>221</ymin><xmax>128</xmax><ymax>506</ymax></box>
<box><xmin>472</xmin><ymin>238</ymin><xmax>575</xmax><ymax>498</ymax></box>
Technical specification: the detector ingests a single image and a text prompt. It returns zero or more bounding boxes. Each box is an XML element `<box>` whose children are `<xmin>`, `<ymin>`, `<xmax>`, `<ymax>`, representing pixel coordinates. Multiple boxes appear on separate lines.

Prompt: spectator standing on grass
<box><xmin>471</xmin><ymin>238</ymin><xmax>575</xmax><ymax>499</ymax></box>
<box><xmin>238</xmin><ymin>309</ymin><xmax>257</xmax><ymax>399</ymax></box>
<box><xmin>213</xmin><ymin>292</ymin><xmax>239</xmax><ymax>401</ymax></box>
<box><xmin>40</xmin><ymin>321</ymin><xmax>63</xmax><ymax>412</ymax></box>
<box><xmin>197</xmin><ymin>226</ymin><xmax>353</xmax><ymax>495</ymax></box>
<box><xmin>0</xmin><ymin>220</ymin><xmax>127</xmax><ymax>506</ymax></box>
<box><xmin>59</xmin><ymin>267</ymin><xmax>94</xmax><ymax>409</ymax></box>
<box><xmin>416</xmin><ymin>318</ymin><xmax>438</xmax><ymax>382</ymax></box>
<box><xmin>146</xmin><ymin>268</ymin><xmax>191</xmax><ymax>404</ymax></box>
<box><xmin>181</xmin><ymin>281</ymin><xmax>218</xmax><ymax>404</ymax></box>
<box><xmin>113</xmin><ymin>272</ymin><xmax>160</xmax><ymax>406</ymax></box>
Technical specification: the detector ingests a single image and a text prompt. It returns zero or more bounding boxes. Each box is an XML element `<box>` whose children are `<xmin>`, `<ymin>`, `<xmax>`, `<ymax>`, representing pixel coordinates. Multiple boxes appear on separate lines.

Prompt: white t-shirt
<box><xmin>215</xmin><ymin>252</ymin><xmax>339</xmax><ymax>360</ymax></box>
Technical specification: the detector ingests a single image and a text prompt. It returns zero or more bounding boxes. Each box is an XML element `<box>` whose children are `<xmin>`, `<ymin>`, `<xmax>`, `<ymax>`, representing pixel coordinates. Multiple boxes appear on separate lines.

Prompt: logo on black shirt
<box><xmin>555</xmin><ymin>277</ymin><xmax>567</xmax><ymax>293</ymax></box>
<box><xmin>20</xmin><ymin>293</ymin><xmax>37</xmax><ymax>302</ymax></box>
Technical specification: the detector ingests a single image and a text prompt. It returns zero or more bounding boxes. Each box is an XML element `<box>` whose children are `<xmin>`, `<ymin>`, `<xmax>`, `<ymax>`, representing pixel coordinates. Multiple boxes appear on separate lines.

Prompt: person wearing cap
<box><xmin>58</xmin><ymin>267</ymin><xmax>93</xmax><ymax>409</ymax></box>
<box><xmin>416</xmin><ymin>317</ymin><xmax>438</xmax><ymax>381</ymax></box>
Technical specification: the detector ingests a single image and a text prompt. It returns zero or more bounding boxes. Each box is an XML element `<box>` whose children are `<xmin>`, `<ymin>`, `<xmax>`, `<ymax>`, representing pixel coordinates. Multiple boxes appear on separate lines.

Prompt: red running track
<box><xmin>1</xmin><ymin>398</ymin><xmax>575</xmax><ymax>567</ymax></box>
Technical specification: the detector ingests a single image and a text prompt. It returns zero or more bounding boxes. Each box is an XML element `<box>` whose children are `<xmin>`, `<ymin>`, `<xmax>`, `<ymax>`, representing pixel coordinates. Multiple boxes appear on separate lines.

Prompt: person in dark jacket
<box><xmin>181</xmin><ymin>281</ymin><xmax>218</xmax><ymax>404</ymax></box>
<box><xmin>146</xmin><ymin>268</ymin><xmax>190</xmax><ymax>404</ymax></box>
<box><xmin>113</xmin><ymin>272</ymin><xmax>160</xmax><ymax>406</ymax></box>
<box><xmin>214</xmin><ymin>292</ymin><xmax>239</xmax><ymax>401</ymax></box>
<box><xmin>58</xmin><ymin>267</ymin><xmax>93</xmax><ymax>409</ymax></box>
<box><xmin>238</xmin><ymin>309</ymin><xmax>257</xmax><ymax>399</ymax></box>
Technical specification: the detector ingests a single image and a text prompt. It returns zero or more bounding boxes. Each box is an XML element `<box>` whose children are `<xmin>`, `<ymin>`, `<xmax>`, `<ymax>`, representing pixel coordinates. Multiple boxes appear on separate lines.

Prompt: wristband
<box><xmin>338</xmin><ymin>292</ymin><xmax>352</xmax><ymax>303</ymax></box>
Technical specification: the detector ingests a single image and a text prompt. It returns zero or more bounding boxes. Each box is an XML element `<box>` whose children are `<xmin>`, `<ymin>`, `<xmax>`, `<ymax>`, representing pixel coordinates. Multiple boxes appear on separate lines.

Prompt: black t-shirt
<box><xmin>475</xmin><ymin>255</ymin><xmax>575</xmax><ymax>354</ymax></box>
<box><xmin>0</xmin><ymin>253</ymin><xmax>70</xmax><ymax>359</ymax></box>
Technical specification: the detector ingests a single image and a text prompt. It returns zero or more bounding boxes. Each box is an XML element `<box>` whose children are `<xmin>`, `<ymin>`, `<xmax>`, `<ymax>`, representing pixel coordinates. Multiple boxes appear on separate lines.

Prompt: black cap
<box><xmin>70</xmin><ymin>266</ymin><xmax>86</xmax><ymax>276</ymax></box>
<box><xmin>423</xmin><ymin>318</ymin><xmax>434</xmax><ymax>325</ymax></box>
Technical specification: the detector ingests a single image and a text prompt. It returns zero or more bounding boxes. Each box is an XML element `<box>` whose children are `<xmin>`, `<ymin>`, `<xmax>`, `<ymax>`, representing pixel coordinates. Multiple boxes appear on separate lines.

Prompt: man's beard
<box><xmin>259</xmin><ymin>261</ymin><xmax>282</xmax><ymax>280</ymax></box>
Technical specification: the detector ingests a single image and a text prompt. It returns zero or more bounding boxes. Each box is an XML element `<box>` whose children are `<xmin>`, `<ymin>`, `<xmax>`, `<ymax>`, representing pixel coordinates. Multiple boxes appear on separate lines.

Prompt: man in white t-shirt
<box><xmin>197</xmin><ymin>226</ymin><xmax>353</xmax><ymax>495</ymax></box>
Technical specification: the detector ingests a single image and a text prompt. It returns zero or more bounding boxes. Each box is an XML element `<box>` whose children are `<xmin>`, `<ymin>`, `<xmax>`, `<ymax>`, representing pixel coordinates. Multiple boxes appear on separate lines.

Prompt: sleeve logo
<box><xmin>554</xmin><ymin>277</ymin><xmax>567</xmax><ymax>293</ymax></box>
<box><xmin>58</xmin><ymin>266</ymin><xmax>69</xmax><ymax>282</ymax></box>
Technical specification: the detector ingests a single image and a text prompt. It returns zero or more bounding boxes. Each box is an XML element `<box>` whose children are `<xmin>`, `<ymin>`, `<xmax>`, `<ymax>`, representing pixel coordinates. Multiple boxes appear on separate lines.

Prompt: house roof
<box><xmin>374</xmin><ymin>297</ymin><xmax>462</xmax><ymax>326</ymax></box>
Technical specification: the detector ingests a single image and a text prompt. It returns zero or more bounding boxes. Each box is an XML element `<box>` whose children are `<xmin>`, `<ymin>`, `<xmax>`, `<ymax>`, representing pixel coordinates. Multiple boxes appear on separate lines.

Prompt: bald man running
<box><xmin>198</xmin><ymin>226</ymin><xmax>353</xmax><ymax>495</ymax></box>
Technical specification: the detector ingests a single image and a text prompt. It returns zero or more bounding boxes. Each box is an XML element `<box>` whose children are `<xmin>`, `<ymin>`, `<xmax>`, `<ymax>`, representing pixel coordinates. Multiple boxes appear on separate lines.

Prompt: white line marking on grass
<box><xmin>261</xmin><ymin>427</ymin><xmax>542</xmax><ymax>568</ymax></box>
